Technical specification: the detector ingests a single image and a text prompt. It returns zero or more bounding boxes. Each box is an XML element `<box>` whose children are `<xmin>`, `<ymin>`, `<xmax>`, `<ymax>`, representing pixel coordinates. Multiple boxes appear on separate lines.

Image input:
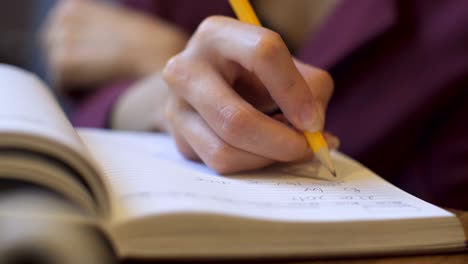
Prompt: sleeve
<box><xmin>70</xmin><ymin>80</ymin><xmax>135</xmax><ymax>128</ymax></box>
<box><xmin>400</xmin><ymin>92</ymin><xmax>468</xmax><ymax>210</ymax></box>
<box><xmin>122</xmin><ymin>0</ymin><xmax>234</xmax><ymax>32</ymax></box>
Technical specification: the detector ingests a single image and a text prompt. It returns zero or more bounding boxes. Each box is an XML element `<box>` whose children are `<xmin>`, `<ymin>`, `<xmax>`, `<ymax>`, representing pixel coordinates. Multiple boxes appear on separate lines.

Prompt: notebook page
<box><xmin>0</xmin><ymin>64</ymin><xmax>87</xmax><ymax>155</ymax></box>
<box><xmin>79</xmin><ymin>129</ymin><xmax>453</xmax><ymax>223</ymax></box>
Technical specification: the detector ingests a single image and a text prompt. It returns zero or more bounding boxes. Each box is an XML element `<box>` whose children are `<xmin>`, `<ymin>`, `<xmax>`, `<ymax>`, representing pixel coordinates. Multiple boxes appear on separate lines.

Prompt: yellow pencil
<box><xmin>228</xmin><ymin>0</ymin><xmax>336</xmax><ymax>177</ymax></box>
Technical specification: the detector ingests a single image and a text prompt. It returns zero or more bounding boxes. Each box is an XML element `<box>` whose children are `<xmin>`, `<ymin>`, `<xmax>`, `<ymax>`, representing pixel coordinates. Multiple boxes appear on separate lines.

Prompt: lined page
<box><xmin>79</xmin><ymin>129</ymin><xmax>453</xmax><ymax>223</ymax></box>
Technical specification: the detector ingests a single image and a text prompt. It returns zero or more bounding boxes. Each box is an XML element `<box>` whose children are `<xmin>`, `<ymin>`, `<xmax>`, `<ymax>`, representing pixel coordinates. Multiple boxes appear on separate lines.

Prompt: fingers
<box><xmin>163</xmin><ymin>57</ymin><xmax>309</xmax><ymax>162</ymax></box>
<box><xmin>322</xmin><ymin>131</ymin><xmax>340</xmax><ymax>150</ymax></box>
<box><xmin>234</xmin><ymin>68</ymin><xmax>277</xmax><ymax>114</ymax></box>
<box><xmin>41</xmin><ymin>0</ymin><xmax>81</xmax><ymax>49</ymax></box>
<box><xmin>294</xmin><ymin>59</ymin><xmax>334</xmax><ymax>114</ymax></box>
<box><xmin>40</xmin><ymin>0</ymin><xmax>88</xmax><ymax>87</ymax></box>
<box><xmin>190</xmin><ymin>16</ymin><xmax>324</xmax><ymax>132</ymax></box>
<box><xmin>170</xmin><ymin>128</ymin><xmax>200</xmax><ymax>163</ymax></box>
<box><xmin>166</xmin><ymin>96</ymin><xmax>275</xmax><ymax>174</ymax></box>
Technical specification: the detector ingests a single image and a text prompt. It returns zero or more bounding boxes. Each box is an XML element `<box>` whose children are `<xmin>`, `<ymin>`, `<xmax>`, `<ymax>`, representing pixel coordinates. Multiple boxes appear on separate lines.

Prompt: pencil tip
<box><xmin>327</xmin><ymin>167</ymin><xmax>337</xmax><ymax>177</ymax></box>
<box><xmin>314</xmin><ymin>148</ymin><xmax>337</xmax><ymax>178</ymax></box>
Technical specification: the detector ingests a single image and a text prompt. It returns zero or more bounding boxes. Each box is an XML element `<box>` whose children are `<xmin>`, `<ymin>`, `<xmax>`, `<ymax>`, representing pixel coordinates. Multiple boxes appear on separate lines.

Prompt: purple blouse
<box><xmin>72</xmin><ymin>0</ymin><xmax>468</xmax><ymax>210</ymax></box>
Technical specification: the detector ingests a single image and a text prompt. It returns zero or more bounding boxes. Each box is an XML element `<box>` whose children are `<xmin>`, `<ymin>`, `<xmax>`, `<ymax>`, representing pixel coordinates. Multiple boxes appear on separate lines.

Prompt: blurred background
<box><xmin>0</xmin><ymin>0</ymin><xmax>55</xmax><ymax>84</ymax></box>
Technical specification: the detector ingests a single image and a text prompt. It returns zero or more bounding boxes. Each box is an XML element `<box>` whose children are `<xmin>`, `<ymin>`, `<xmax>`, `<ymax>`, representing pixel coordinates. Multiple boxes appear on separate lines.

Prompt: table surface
<box><xmin>125</xmin><ymin>210</ymin><xmax>468</xmax><ymax>263</ymax></box>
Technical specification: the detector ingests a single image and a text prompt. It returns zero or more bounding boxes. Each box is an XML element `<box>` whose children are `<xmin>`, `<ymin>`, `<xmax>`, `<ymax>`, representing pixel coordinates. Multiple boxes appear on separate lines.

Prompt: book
<box><xmin>0</xmin><ymin>189</ymin><xmax>116</xmax><ymax>263</ymax></box>
<box><xmin>0</xmin><ymin>63</ymin><xmax>466</xmax><ymax>260</ymax></box>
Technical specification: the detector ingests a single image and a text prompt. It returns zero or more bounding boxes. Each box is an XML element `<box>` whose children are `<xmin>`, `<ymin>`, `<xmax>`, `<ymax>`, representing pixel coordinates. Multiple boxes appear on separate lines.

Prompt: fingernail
<box><xmin>299</xmin><ymin>104</ymin><xmax>324</xmax><ymax>132</ymax></box>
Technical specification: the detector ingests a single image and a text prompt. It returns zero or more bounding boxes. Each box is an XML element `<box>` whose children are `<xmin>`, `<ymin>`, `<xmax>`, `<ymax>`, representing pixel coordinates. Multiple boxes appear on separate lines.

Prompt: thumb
<box><xmin>293</xmin><ymin>58</ymin><xmax>334</xmax><ymax>121</ymax></box>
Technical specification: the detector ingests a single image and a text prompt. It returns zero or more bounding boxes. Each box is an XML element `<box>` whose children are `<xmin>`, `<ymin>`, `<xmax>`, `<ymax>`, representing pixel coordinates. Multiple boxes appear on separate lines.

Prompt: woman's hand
<box><xmin>41</xmin><ymin>0</ymin><xmax>187</xmax><ymax>89</ymax></box>
<box><xmin>162</xmin><ymin>16</ymin><xmax>336</xmax><ymax>173</ymax></box>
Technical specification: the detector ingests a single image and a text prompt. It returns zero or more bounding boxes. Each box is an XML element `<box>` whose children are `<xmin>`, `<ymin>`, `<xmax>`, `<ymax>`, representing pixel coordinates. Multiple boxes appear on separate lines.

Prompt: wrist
<box><xmin>111</xmin><ymin>73</ymin><xmax>170</xmax><ymax>132</ymax></box>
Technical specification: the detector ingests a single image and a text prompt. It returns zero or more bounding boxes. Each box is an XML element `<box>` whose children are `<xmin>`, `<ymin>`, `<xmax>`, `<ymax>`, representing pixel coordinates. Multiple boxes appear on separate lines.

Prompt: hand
<box><xmin>162</xmin><ymin>16</ymin><xmax>337</xmax><ymax>173</ymax></box>
<box><xmin>41</xmin><ymin>0</ymin><xmax>187</xmax><ymax>89</ymax></box>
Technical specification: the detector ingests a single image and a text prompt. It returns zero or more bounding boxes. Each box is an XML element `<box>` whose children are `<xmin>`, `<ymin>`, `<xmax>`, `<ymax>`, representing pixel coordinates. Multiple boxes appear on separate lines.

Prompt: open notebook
<box><xmin>0</xmin><ymin>64</ymin><xmax>466</xmax><ymax>259</ymax></box>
